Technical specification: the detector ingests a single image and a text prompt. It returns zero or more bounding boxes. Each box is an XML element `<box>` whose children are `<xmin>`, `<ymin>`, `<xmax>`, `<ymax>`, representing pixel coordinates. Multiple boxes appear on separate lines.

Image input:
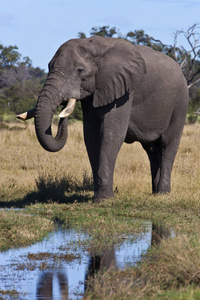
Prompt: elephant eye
<box><xmin>76</xmin><ymin>67</ymin><xmax>86</xmax><ymax>76</ymax></box>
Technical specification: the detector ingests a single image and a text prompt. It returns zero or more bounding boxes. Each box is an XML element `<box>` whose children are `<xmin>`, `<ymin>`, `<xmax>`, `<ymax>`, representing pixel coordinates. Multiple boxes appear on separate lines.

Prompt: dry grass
<box><xmin>115</xmin><ymin>122</ymin><xmax>200</xmax><ymax>199</ymax></box>
<box><xmin>0</xmin><ymin>121</ymin><xmax>91</xmax><ymax>204</ymax></box>
<box><xmin>1</xmin><ymin>121</ymin><xmax>199</xmax><ymax>203</ymax></box>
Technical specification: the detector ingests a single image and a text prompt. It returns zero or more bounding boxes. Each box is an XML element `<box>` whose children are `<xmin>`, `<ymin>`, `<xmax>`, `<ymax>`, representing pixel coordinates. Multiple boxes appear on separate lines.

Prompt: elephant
<box><xmin>17</xmin><ymin>36</ymin><xmax>188</xmax><ymax>201</ymax></box>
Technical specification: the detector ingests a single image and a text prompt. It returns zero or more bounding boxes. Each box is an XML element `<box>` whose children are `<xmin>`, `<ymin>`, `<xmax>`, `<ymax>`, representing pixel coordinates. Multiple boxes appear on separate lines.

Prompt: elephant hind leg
<box><xmin>143</xmin><ymin>104</ymin><xmax>186</xmax><ymax>194</ymax></box>
<box><xmin>158</xmin><ymin>101</ymin><xmax>187</xmax><ymax>194</ymax></box>
<box><xmin>158</xmin><ymin>123</ymin><xmax>184</xmax><ymax>194</ymax></box>
<box><xmin>142</xmin><ymin>141</ymin><xmax>162</xmax><ymax>193</ymax></box>
<box><xmin>157</xmin><ymin>141</ymin><xmax>179</xmax><ymax>194</ymax></box>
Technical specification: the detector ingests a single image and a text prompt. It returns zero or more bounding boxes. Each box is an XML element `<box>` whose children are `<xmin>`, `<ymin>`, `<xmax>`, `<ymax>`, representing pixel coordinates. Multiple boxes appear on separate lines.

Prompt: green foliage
<box><xmin>187</xmin><ymin>114</ymin><xmax>198</xmax><ymax>124</ymax></box>
<box><xmin>0</xmin><ymin>43</ymin><xmax>46</xmax><ymax>119</ymax></box>
<box><xmin>78</xmin><ymin>32</ymin><xmax>87</xmax><ymax>39</ymax></box>
<box><xmin>0</xmin><ymin>44</ymin><xmax>21</xmax><ymax>67</ymax></box>
<box><xmin>125</xmin><ymin>29</ymin><xmax>174</xmax><ymax>56</ymax></box>
<box><xmin>90</xmin><ymin>25</ymin><xmax>118</xmax><ymax>37</ymax></box>
<box><xmin>188</xmin><ymin>88</ymin><xmax>200</xmax><ymax>114</ymax></box>
<box><xmin>79</xmin><ymin>25</ymin><xmax>118</xmax><ymax>39</ymax></box>
<box><xmin>69</xmin><ymin>101</ymin><xmax>83</xmax><ymax>121</ymax></box>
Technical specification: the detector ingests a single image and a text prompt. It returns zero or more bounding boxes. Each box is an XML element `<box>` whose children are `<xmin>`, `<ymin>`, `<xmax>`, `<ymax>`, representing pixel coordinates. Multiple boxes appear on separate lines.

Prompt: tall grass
<box><xmin>0</xmin><ymin>121</ymin><xmax>92</xmax><ymax>204</ymax></box>
<box><xmin>1</xmin><ymin>121</ymin><xmax>199</xmax><ymax>203</ymax></box>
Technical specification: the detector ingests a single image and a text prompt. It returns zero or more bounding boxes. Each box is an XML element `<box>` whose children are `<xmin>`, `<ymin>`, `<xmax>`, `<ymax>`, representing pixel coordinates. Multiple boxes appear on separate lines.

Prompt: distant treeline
<box><xmin>0</xmin><ymin>44</ymin><xmax>46</xmax><ymax>120</ymax></box>
<box><xmin>0</xmin><ymin>25</ymin><xmax>200</xmax><ymax>122</ymax></box>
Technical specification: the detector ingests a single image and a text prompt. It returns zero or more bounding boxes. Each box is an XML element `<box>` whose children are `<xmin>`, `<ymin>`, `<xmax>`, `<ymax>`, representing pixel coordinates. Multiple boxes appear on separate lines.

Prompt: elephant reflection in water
<box><xmin>151</xmin><ymin>223</ymin><xmax>171</xmax><ymax>246</ymax></box>
<box><xmin>35</xmin><ymin>224</ymin><xmax>171</xmax><ymax>298</ymax></box>
<box><xmin>85</xmin><ymin>223</ymin><xmax>171</xmax><ymax>292</ymax></box>
<box><xmin>36</xmin><ymin>251</ymin><xmax>116</xmax><ymax>299</ymax></box>
<box><xmin>36</xmin><ymin>271</ymin><xmax>68</xmax><ymax>300</ymax></box>
<box><xmin>85</xmin><ymin>247</ymin><xmax>117</xmax><ymax>291</ymax></box>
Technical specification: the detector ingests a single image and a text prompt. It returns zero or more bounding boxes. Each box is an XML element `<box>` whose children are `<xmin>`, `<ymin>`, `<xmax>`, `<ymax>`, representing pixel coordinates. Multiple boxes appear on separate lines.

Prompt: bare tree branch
<box><xmin>150</xmin><ymin>37</ymin><xmax>166</xmax><ymax>47</ymax></box>
<box><xmin>188</xmin><ymin>78</ymin><xmax>200</xmax><ymax>89</ymax></box>
<box><xmin>173</xmin><ymin>24</ymin><xmax>200</xmax><ymax>87</ymax></box>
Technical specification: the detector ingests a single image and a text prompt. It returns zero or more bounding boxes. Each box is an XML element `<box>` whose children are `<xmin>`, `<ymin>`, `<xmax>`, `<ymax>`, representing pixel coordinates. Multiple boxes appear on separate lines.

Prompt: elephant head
<box><xmin>17</xmin><ymin>36</ymin><xmax>146</xmax><ymax>152</ymax></box>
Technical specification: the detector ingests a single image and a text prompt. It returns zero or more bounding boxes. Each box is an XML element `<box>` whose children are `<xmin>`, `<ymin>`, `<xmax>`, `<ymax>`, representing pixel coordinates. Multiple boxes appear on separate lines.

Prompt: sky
<box><xmin>1</xmin><ymin>0</ymin><xmax>200</xmax><ymax>71</ymax></box>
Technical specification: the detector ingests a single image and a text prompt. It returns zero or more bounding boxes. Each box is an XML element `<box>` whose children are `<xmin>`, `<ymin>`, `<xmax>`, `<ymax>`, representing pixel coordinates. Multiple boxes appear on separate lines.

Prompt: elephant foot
<box><xmin>153</xmin><ymin>181</ymin><xmax>171</xmax><ymax>194</ymax></box>
<box><xmin>158</xmin><ymin>190</ymin><xmax>170</xmax><ymax>195</ymax></box>
<box><xmin>92</xmin><ymin>189</ymin><xmax>114</xmax><ymax>203</ymax></box>
<box><xmin>153</xmin><ymin>189</ymin><xmax>170</xmax><ymax>195</ymax></box>
<box><xmin>92</xmin><ymin>197</ymin><xmax>106</xmax><ymax>203</ymax></box>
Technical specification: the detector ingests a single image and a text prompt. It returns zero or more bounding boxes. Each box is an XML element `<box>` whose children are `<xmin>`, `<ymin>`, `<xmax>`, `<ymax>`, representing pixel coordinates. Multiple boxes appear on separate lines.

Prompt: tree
<box><xmin>172</xmin><ymin>24</ymin><xmax>200</xmax><ymax>88</ymax></box>
<box><xmin>0</xmin><ymin>44</ymin><xmax>33</xmax><ymax>89</ymax></box>
<box><xmin>78</xmin><ymin>25</ymin><xmax>200</xmax><ymax>90</ymax></box>
<box><xmin>90</xmin><ymin>26</ymin><xmax>118</xmax><ymax>37</ymax></box>
<box><xmin>78</xmin><ymin>25</ymin><xmax>118</xmax><ymax>39</ymax></box>
<box><xmin>69</xmin><ymin>101</ymin><xmax>82</xmax><ymax>121</ymax></box>
<box><xmin>0</xmin><ymin>45</ymin><xmax>21</xmax><ymax>67</ymax></box>
<box><xmin>78</xmin><ymin>32</ymin><xmax>87</xmax><ymax>39</ymax></box>
<box><xmin>0</xmin><ymin>43</ymin><xmax>46</xmax><ymax>118</ymax></box>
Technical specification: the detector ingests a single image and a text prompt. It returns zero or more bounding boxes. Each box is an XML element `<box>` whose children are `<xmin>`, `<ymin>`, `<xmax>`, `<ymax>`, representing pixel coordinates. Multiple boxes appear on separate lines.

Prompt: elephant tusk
<box><xmin>17</xmin><ymin>107</ymin><xmax>36</xmax><ymax>121</ymax></box>
<box><xmin>58</xmin><ymin>98</ymin><xmax>77</xmax><ymax>118</ymax></box>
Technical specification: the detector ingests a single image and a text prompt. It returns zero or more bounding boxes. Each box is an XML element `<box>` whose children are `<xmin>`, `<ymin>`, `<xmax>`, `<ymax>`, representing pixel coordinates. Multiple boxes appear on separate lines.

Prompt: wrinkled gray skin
<box><xmin>34</xmin><ymin>36</ymin><xmax>188</xmax><ymax>201</ymax></box>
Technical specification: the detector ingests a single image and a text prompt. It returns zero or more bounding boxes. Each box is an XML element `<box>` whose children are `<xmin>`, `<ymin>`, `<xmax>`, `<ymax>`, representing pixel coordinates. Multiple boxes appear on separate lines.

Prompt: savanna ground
<box><xmin>0</xmin><ymin>119</ymin><xmax>200</xmax><ymax>299</ymax></box>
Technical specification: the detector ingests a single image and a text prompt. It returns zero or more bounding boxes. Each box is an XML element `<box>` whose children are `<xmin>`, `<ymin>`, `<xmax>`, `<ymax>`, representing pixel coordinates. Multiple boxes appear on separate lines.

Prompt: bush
<box><xmin>187</xmin><ymin>113</ymin><xmax>198</xmax><ymax>124</ymax></box>
<box><xmin>35</xmin><ymin>171</ymin><xmax>93</xmax><ymax>203</ymax></box>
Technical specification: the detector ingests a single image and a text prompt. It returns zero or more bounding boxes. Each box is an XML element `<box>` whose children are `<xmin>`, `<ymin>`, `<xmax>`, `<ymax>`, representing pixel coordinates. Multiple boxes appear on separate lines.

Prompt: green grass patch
<box><xmin>0</xmin><ymin>210</ymin><xmax>53</xmax><ymax>251</ymax></box>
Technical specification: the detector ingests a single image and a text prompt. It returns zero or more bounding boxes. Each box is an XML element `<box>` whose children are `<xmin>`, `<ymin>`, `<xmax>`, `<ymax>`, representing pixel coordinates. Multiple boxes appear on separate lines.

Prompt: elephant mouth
<box><xmin>17</xmin><ymin>98</ymin><xmax>77</xmax><ymax>121</ymax></box>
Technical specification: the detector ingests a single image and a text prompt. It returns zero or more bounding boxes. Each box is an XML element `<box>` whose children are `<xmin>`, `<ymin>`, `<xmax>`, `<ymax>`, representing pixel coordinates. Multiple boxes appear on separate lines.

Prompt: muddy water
<box><xmin>0</xmin><ymin>221</ymin><xmax>154</xmax><ymax>299</ymax></box>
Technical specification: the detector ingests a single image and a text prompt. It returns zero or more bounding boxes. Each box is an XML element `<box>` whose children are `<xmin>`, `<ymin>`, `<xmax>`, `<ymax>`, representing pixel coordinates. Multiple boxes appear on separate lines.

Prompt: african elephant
<box><xmin>17</xmin><ymin>36</ymin><xmax>188</xmax><ymax>201</ymax></box>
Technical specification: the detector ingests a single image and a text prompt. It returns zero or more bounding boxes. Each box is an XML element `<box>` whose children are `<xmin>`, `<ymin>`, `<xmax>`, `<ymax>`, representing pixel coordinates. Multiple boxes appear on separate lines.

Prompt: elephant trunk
<box><xmin>17</xmin><ymin>74</ymin><xmax>77</xmax><ymax>152</ymax></box>
<box><xmin>34</xmin><ymin>94</ymin><xmax>69</xmax><ymax>152</ymax></box>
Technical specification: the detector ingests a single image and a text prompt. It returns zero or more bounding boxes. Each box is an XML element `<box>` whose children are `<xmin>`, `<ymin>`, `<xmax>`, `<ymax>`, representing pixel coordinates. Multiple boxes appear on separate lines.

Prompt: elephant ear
<box><xmin>93</xmin><ymin>42</ymin><xmax>146</xmax><ymax>107</ymax></box>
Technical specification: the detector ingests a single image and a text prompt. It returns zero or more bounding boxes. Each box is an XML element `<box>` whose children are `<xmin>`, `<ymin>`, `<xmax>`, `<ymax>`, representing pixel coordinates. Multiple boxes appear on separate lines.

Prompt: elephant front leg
<box><xmin>94</xmin><ymin>99</ymin><xmax>132</xmax><ymax>201</ymax></box>
<box><xmin>83</xmin><ymin>115</ymin><xmax>120</xmax><ymax>201</ymax></box>
<box><xmin>95</xmin><ymin>137</ymin><xmax>117</xmax><ymax>200</ymax></box>
<box><xmin>82</xmin><ymin>95</ymin><xmax>131</xmax><ymax>201</ymax></box>
<box><xmin>94</xmin><ymin>130</ymin><xmax>124</xmax><ymax>201</ymax></box>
